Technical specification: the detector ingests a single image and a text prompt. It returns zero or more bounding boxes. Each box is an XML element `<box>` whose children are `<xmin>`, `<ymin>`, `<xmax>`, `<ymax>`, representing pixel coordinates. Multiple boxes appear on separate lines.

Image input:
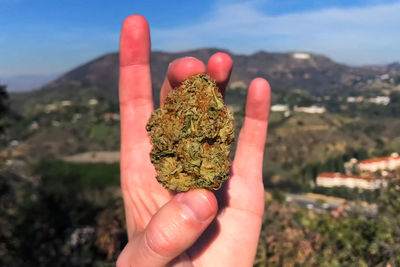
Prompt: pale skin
<box><xmin>117</xmin><ymin>15</ymin><xmax>271</xmax><ymax>267</ymax></box>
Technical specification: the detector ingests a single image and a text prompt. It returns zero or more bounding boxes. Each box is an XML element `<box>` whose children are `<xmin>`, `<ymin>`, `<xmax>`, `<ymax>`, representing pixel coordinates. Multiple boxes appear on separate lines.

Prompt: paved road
<box><xmin>285</xmin><ymin>193</ymin><xmax>377</xmax><ymax>217</ymax></box>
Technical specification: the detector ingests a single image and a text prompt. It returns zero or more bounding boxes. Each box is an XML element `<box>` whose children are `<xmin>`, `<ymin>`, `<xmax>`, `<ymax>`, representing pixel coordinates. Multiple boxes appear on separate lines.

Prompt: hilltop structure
<box><xmin>270</xmin><ymin>104</ymin><xmax>290</xmax><ymax>112</ymax></box>
<box><xmin>294</xmin><ymin>105</ymin><xmax>326</xmax><ymax>114</ymax></box>
<box><xmin>359</xmin><ymin>153</ymin><xmax>400</xmax><ymax>173</ymax></box>
<box><xmin>316</xmin><ymin>173</ymin><xmax>387</xmax><ymax>190</ymax></box>
<box><xmin>316</xmin><ymin>153</ymin><xmax>399</xmax><ymax>190</ymax></box>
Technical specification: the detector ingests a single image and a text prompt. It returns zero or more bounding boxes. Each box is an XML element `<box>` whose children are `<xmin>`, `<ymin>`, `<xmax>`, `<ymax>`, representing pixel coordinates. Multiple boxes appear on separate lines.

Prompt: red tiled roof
<box><xmin>317</xmin><ymin>172</ymin><xmax>342</xmax><ymax>178</ymax></box>
<box><xmin>317</xmin><ymin>172</ymin><xmax>370</xmax><ymax>181</ymax></box>
<box><xmin>360</xmin><ymin>155</ymin><xmax>400</xmax><ymax>165</ymax></box>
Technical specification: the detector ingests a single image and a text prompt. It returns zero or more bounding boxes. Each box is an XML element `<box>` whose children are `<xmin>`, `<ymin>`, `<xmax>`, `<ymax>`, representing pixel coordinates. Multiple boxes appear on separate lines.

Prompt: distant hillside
<box><xmin>388</xmin><ymin>62</ymin><xmax>400</xmax><ymax>72</ymax></box>
<box><xmin>10</xmin><ymin>49</ymin><xmax>400</xmax><ymax>112</ymax></box>
<box><xmin>1</xmin><ymin>73</ymin><xmax>60</xmax><ymax>92</ymax></box>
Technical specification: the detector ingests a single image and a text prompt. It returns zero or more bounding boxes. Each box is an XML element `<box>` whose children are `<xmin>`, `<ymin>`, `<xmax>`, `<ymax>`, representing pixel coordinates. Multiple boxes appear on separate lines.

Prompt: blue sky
<box><xmin>1</xmin><ymin>0</ymin><xmax>400</xmax><ymax>76</ymax></box>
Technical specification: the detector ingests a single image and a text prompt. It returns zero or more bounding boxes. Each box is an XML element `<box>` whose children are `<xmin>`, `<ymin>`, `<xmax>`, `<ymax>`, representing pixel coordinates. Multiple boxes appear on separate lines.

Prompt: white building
<box><xmin>61</xmin><ymin>100</ymin><xmax>72</xmax><ymax>107</ymax></box>
<box><xmin>271</xmin><ymin>104</ymin><xmax>289</xmax><ymax>112</ymax></box>
<box><xmin>346</xmin><ymin>96</ymin><xmax>364</xmax><ymax>103</ymax></box>
<box><xmin>102</xmin><ymin>113</ymin><xmax>120</xmax><ymax>121</ymax></box>
<box><xmin>44</xmin><ymin>104</ymin><xmax>58</xmax><ymax>113</ymax></box>
<box><xmin>229</xmin><ymin>81</ymin><xmax>247</xmax><ymax>90</ymax></box>
<box><xmin>367</xmin><ymin>96</ymin><xmax>390</xmax><ymax>106</ymax></box>
<box><xmin>88</xmin><ymin>98</ymin><xmax>99</xmax><ymax>106</ymax></box>
<box><xmin>380</xmin><ymin>74</ymin><xmax>390</xmax><ymax>80</ymax></box>
<box><xmin>359</xmin><ymin>153</ymin><xmax>400</xmax><ymax>173</ymax></box>
<box><xmin>344</xmin><ymin>158</ymin><xmax>359</xmax><ymax>175</ymax></box>
<box><xmin>29</xmin><ymin>121</ymin><xmax>40</xmax><ymax>131</ymax></box>
<box><xmin>227</xmin><ymin>105</ymin><xmax>242</xmax><ymax>114</ymax></box>
<box><xmin>316</xmin><ymin>173</ymin><xmax>387</xmax><ymax>190</ymax></box>
<box><xmin>294</xmin><ymin>105</ymin><xmax>326</xmax><ymax>114</ymax></box>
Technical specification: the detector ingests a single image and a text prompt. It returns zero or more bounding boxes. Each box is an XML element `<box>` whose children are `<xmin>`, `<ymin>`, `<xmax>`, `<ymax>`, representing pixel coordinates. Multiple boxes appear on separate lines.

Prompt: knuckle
<box><xmin>145</xmin><ymin>225</ymin><xmax>179</xmax><ymax>257</ymax></box>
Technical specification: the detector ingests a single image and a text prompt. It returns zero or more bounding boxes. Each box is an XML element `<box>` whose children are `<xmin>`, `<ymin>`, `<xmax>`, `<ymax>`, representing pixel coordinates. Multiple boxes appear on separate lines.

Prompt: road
<box><xmin>285</xmin><ymin>193</ymin><xmax>378</xmax><ymax>217</ymax></box>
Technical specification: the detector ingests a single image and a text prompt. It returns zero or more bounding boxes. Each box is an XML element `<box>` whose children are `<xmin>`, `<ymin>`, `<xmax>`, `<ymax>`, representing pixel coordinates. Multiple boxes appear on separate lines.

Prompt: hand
<box><xmin>117</xmin><ymin>15</ymin><xmax>271</xmax><ymax>267</ymax></box>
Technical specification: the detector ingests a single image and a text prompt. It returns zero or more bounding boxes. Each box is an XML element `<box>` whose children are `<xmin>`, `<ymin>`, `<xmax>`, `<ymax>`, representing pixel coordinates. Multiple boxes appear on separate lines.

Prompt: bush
<box><xmin>33</xmin><ymin>161</ymin><xmax>120</xmax><ymax>190</ymax></box>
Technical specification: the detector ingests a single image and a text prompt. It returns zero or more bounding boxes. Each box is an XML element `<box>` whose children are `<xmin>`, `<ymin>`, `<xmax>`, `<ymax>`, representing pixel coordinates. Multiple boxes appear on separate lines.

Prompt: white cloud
<box><xmin>151</xmin><ymin>1</ymin><xmax>400</xmax><ymax>65</ymax></box>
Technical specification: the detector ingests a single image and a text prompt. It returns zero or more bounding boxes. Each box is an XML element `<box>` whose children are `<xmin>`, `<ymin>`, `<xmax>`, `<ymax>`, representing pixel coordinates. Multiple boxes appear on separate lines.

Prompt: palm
<box><xmin>118</xmin><ymin>15</ymin><xmax>270</xmax><ymax>267</ymax></box>
<box><xmin>122</xmin><ymin>141</ymin><xmax>265</xmax><ymax>266</ymax></box>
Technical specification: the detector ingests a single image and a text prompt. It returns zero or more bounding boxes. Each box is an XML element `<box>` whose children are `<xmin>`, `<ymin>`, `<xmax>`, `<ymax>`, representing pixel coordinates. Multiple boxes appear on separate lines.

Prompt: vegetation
<box><xmin>256</xmin><ymin>171</ymin><xmax>400</xmax><ymax>266</ymax></box>
<box><xmin>33</xmin><ymin>161</ymin><xmax>120</xmax><ymax>189</ymax></box>
<box><xmin>0</xmin><ymin>84</ymin><xmax>8</xmax><ymax>116</ymax></box>
<box><xmin>2</xmin><ymin>161</ymin><xmax>400</xmax><ymax>266</ymax></box>
<box><xmin>262</xmin><ymin>111</ymin><xmax>399</xmax><ymax>193</ymax></box>
<box><xmin>0</xmin><ymin>84</ymin><xmax>9</xmax><ymax>142</ymax></box>
<box><xmin>2</xmin><ymin>57</ymin><xmax>400</xmax><ymax>265</ymax></box>
<box><xmin>0</xmin><ymin>162</ymin><xmax>125</xmax><ymax>267</ymax></box>
<box><xmin>2</xmin><ymin>99</ymin><xmax>121</xmax><ymax>158</ymax></box>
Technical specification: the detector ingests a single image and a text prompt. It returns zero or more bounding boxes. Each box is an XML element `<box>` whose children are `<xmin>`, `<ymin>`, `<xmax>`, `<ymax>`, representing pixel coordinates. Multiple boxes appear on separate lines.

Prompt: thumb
<box><xmin>117</xmin><ymin>189</ymin><xmax>218</xmax><ymax>267</ymax></box>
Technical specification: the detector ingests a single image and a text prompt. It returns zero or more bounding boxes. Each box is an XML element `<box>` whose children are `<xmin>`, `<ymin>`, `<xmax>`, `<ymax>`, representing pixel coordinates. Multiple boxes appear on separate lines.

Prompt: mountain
<box><xmin>388</xmin><ymin>62</ymin><xmax>400</xmax><ymax>72</ymax></box>
<box><xmin>10</xmin><ymin>49</ymin><xmax>400</xmax><ymax>112</ymax></box>
<box><xmin>1</xmin><ymin>73</ymin><xmax>60</xmax><ymax>92</ymax></box>
<box><xmin>4</xmin><ymin>50</ymin><xmax>400</xmax><ymax>183</ymax></box>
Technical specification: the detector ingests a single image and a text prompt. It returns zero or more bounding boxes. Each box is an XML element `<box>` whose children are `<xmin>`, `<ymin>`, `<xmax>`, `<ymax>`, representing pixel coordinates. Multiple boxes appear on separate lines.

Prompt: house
<box><xmin>271</xmin><ymin>104</ymin><xmax>289</xmax><ymax>112</ymax></box>
<box><xmin>227</xmin><ymin>105</ymin><xmax>242</xmax><ymax>114</ymax></box>
<box><xmin>344</xmin><ymin>158</ymin><xmax>359</xmax><ymax>175</ymax></box>
<box><xmin>44</xmin><ymin>104</ymin><xmax>58</xmax><ymax>113</ymax></box>
<box><xmin>367</xmin><ymin>96</ymin><xmax>390</xmax><ymax>106</ymax></box>
<box><xmin>294</xmin><ymin>105</ymin><xmax>326</xmax><ymax>114</ymax></box>
<box><xmin>229</xmin><ymin>81</ymin><xmax>247</xmax><ymax>90</ymax></box>
<box><xmin>359</xmin><ymin>153</ymin><xmax>400</xmax><ymax>173</ymax></box>
<box><xmin>380</xmin><ymin>74</ymin><xmax>390</xmax><ymax>80</ymax></box>
<box><xmin>61</xmin><ymin>100</ymin><xmax>72</xmax><ymax>107</ymax></box>
<box><xmin>316</xmin><ymin>172</ymin><xmax>387</xmax><ymax>190</ymax></box>
<box><xmin>102</xmin><ymin>113</ymin><xmax>120</xmax><ymax>121</ymax></box>
<box><xmin>29</xmin><ymin>121</ymin><xmax>40</xmax><ymax>131</ymax></box>
<box><xmin>88</xmin><ymin>99</ymin><xmax>99</xmax><ymax>106</ymax></box>
<box><xmin>346</xmin><ymin>96</ymin><xmax>364</xmax><ymax>103</ymax></box>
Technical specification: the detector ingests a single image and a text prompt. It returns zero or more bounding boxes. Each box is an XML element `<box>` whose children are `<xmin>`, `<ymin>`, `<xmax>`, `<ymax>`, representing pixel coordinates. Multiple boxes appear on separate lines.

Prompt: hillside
<box><xmin>5</xmin><ymin>48</ymin><xmax>400</xmax><ymax>181</ymax></box>
<box><xmin>10</xmin><ymin>48</ymin><xmax>400</xmax><ymax>113</ymax></box>
<box><xmin>4</xmin><ymin>98</ymin><xmax>400</xmax><ymax>192</ymax></box>
<box><xmin>4</xmin><ymin>48</ymin><xmax>400</xmax><ymax>190</ymax></box>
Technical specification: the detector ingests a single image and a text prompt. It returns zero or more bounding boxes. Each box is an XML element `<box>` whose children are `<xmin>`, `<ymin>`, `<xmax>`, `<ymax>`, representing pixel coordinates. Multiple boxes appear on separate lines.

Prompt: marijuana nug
<box><xmin>146</xmin><ymin>74</ymin><xmax>234</xmax><ymax>192</ymax></box>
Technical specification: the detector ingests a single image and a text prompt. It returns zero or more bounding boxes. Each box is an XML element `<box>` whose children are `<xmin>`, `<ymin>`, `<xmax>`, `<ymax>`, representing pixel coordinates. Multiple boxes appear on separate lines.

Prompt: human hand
<box><xmin>117</xmin><ymin>15</ymin><xmax>271</xmax><ymax>267</ymax></box>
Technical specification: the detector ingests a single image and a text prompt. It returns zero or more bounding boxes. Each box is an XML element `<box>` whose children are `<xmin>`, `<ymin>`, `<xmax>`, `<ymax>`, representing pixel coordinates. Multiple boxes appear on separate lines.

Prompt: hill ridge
<box><xmin>10</xmin><ymin>48</ymin><xmax>400</xmax><ymax>112</ymax></box>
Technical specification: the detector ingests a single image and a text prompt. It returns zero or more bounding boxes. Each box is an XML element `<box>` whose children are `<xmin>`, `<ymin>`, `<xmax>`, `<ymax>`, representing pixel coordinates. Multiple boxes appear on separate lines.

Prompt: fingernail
<box><xmin>176</xmin><ymin>191</ymin><xmax>214</xmax><ymax>223</ymax></box>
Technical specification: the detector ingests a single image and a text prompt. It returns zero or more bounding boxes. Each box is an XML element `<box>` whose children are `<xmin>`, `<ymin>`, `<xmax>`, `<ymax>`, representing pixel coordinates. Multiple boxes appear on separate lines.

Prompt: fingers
<box><xmin>233</xmin><ymin>78</ymin><xmax>271</xmax><ymax>179</ymax></box>
<box><xmin>207</xmin><ymin>52</ymin><xmax>233</xmax><ymax>97</ymax></box>
<box><xmin>159</xmin><ymin>52</ymin><xmax>232</xmax><ymax>106</ymax></box>
<box><xmin>117</xmin><ymin>190</ymin><xmax>217</xmax><ymax>267</ymax></box>
<box><xmin>119</xmin><ymin>15</ymin><xmax>153</xmax><ymax>150</ymax></box>
<box><xmin>160</xmin><ymin>57</ymin><xmax>206</xmax><ymax>105</ymax></box>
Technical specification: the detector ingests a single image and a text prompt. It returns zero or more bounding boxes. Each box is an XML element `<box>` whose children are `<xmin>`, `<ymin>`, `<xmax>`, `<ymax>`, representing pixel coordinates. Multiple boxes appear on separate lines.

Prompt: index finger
<box><xmin>119</xmin><ymin>15</ymin><xmax>153</xmax><ymax>149</ymax></box>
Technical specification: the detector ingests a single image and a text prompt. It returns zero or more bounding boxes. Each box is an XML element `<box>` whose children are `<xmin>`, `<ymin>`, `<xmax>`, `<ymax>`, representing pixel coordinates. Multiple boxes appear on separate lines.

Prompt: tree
<box><xmin>389</xmin><ymin>91</ymin><xmax>400</xmax><ymax>117</ymax></box>
<box><xmin>285</xmin><ymin>89</ymin><xmax>313</xmax><ymax>108</ymax></box>
<box><xmin>0</xmin><ymin>84</ymin><xmax>9</xmax><ymax>134</ymax></box>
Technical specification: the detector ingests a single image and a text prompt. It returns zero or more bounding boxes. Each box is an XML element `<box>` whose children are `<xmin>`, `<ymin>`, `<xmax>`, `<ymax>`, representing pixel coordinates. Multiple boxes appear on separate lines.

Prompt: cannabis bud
<box><xmin>146</xmin><ymin>74</ymin><xmax>234</xmax><ymax>192</ymax></box>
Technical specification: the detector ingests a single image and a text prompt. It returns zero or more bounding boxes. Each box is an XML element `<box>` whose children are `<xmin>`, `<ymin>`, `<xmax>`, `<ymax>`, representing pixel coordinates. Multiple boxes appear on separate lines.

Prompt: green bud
<box><xmin>146</xmin><ymin>74</ymin><xmax>234</xmax><ymax>192</ymax></box>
